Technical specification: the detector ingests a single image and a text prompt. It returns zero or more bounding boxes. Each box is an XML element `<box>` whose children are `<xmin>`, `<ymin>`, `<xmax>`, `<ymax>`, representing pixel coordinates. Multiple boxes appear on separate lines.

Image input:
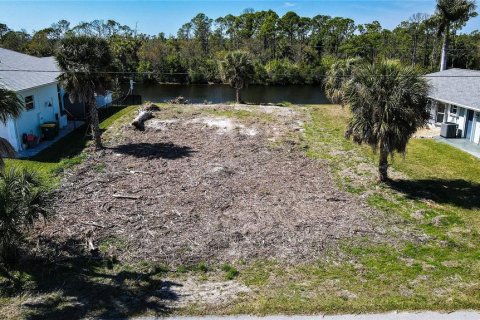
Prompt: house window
<box><xmin>436</xmin><ymin>103</ymin><xmax>446</xmax><ymax>123</ymax></box>
<box><xmin>450</xmin><ymin>105</ymin><xmax>458</xmax><ymax>115</ymax></box>
<box><xmin>24</xmin><ymin>95</ymin><xmax>35</xmax><ymax>110</ymax></box>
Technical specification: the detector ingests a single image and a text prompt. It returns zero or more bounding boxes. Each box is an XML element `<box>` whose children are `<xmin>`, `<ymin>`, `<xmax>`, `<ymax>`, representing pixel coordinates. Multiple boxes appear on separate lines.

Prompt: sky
<box><xmin>1</xmin><ymin>0</ymin><xmax>479</xmax><ymax>36</ymax></box>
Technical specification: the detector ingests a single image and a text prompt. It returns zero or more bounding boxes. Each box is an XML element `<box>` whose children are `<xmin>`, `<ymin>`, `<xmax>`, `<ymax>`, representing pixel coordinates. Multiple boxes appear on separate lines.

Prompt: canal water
<box><xmin>134</xmin><ymin>84</ymin><xmax>329</xmax><ymax>105</ymax></box>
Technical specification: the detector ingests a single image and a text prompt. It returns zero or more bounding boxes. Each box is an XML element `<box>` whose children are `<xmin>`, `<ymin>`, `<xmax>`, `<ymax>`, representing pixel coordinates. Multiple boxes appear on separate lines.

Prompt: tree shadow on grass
<box><xmin>387</xmin><ymin>178</ymin><xmax>480</xmax><ymax>210</ymax></box>
<box><xmin>0</xmin><ymin>238</ymin><xmax>179</xmax><ymax>319</ymax></box>
<box><xmin>31</xmin><ymin>107</ymin><xmax>129</xmax><ymax>164</ymax></box>
<box><xmin>110</xmin><ymin>142</ymin><xmax>194</xmax><ymax>160</ymax></box>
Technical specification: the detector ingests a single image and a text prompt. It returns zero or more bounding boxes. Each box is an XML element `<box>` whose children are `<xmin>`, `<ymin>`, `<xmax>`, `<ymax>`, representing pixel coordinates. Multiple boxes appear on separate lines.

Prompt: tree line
<box><xmin>0</xmin><ymin>5</ymin><xmax>479</xmax><ymax>86</ymax></box>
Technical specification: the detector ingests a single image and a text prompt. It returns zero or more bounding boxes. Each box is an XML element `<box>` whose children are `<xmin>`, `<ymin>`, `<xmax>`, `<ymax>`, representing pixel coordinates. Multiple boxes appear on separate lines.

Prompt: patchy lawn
<box><xmin>1</xmin><ymin>104</ymin><xmax>479</xmax><ymax>319</ymax></box>
<box><xmin>4</xmin><ymin>106</ymin><xmax>138</xmax><ymax>188</ymax></box>
<box><xmin>48</xmin><ymin>104</ymin><xmax>409</xmax><ymax>266</ymax></box>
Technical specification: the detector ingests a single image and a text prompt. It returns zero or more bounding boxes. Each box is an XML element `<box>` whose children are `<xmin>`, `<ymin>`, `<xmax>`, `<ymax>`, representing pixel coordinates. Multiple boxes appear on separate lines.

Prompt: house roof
<box><xmin>425</xmin><ymin>68</ymin><xmax>480</xmax><ymax>112</ymax></box>
<box><xmin>0</xmin><ymin>48</ymin><xmax>60</xmax><ymax>92</ymax></box>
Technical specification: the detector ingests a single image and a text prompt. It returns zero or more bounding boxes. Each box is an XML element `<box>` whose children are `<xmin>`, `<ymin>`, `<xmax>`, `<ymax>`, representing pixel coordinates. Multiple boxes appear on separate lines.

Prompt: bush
<box><xmin>0</xmin><ymin>168</ymin><xmax>53</xmax><ymax>261</ymax></box>
<box><xmin>188</xmin><ymin>60</ymin><xmax>220</xmax><ymax>84</ymax></box>
<box><xmin>265</xmin><ymin>59</ymin><xmax>302</xmax><ymax>85</ymax></box>
<box><xmin>252</xmin><ymin>61</ymin><xmax>268</xmax><ymax>85</ymax></box>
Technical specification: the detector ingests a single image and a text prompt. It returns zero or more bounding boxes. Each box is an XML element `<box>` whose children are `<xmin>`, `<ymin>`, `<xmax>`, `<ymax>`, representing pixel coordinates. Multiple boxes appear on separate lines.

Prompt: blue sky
<box><xmin>1</xmin><ymin>0</ymin><xmax>479</xmax><ymax>35</ymax></box>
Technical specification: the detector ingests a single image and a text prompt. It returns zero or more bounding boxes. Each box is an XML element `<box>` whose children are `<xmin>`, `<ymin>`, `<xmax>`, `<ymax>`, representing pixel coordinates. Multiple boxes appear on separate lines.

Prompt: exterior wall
<box><xmin>95</xmin><ymin>91</ymin><xmax>113</xmax><ymax>108</ymax></box>
<box><xmin>429</xmin><ymin>100</ymin><xmax>450</xmax><ymax>124</ymax></box>
<box><xmin>14</xmin><ymin>83</ymin><xmax>65</xmax><ymax>151</ymax></box>
<box><xmin>456</xmin><ymin>108</ymin><xmax>467</xmax><ymax>137</ymax></box>
<box><xmin>428</xmin><ymin>100</ymin><xmax>437</xmax><ymax>123</ymax></box>
<box><xmin>0</xmin><ymin>118</ymin><xmax>19</xmax><ymax>151</ymax></box>
<box><xmin>445</xmin><ymin>105</ymin><xmax>467</xmax><ymax>133</ymax></box>
<box><xmin>446</xmin><ymin>105</ymin><xmax>458</xmax><ymax>123</ymax></box>
<box><xmin>473</xmin><ymin>112</ymin><xmax>480</xmax><ymax>144</ymax></box>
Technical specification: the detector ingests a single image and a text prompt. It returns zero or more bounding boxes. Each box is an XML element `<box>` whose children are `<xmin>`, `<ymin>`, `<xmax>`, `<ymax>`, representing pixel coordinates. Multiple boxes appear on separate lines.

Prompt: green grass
<box><xmin>1</xmin><ymin>256</ymin><xmax>172</xmax><ymax>319</ymax></box>
<box><xmin>221</xmin><ymin>264</ymin><xmax>239</xmax><ymax>280</ymax></box>
<box><xmin>203</xmin><ymin>108</ymin><xmax>275</xmax><ymax>123</ymax></box>
<box><xmin>2</xmin><ymin>103</ymin><xmax>480</xmax><ymax>317</ymax></box>
<box><xmin>214</xmin><ymin>104</ymin><xmax>480</xmax><ymax>315</ymax></box>
<box><xmin>244</xmin><ymin>104</ymin><xmax>480</xmax><ymax>314</ymax></box>
<box><xmin>391</xmin><ymin>138</ymin><xmax>480</xmax><ymax>182</ymax></box>
<box><xmin>4</xmin><ymin>106</ymin><xmax>139</xmax><ymax>188</ymax></box>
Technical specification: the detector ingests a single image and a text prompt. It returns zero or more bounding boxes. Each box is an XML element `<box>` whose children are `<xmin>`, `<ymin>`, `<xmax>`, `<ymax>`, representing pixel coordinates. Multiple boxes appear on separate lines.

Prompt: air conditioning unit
<box><xmin>440</xmin><ymin>122</ymin><xmax>458</xmax><ymax>138</ymax></box>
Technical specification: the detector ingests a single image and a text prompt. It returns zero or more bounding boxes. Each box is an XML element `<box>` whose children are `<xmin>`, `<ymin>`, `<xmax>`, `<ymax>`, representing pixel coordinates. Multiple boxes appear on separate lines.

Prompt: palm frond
<box><xmin>219</xmin><ymin>51</ymin><xmax>255</xmax><ymax>89</ymax></box>
<box><xmin>0</xmin><ymin>137</ymin><xmax>15</xmax><ymax>168</ymax></box>
<box><xmin>342</xmin><ymin>60</ymin><xmax>430</xmax><ymax>158</ymax></box>
<box><xmin>0</xmin><ymin>168</ymin><xmax>53</xmax><ymax>260</ymax></box>
<box><xmin>435</xmin><ymin>0</ymin><xmax>477</xmax><ymax>33</ymax></box>
<box><xmin>324</xmin><ymin>58</ymin><xmax>362</xmax><ymax>106</ymax></box>
<box><xmin>0</xmin><ymin>86</ymin><xmax>24</xmax><ymax>124</ymax></box>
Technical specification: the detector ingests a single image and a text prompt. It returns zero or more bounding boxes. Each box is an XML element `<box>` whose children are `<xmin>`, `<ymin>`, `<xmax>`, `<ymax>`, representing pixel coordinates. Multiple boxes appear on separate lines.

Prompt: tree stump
<box><xmin>131</xmin><ymin>111</ymin><xmax>153</xmax><ymax>131</ymax></box>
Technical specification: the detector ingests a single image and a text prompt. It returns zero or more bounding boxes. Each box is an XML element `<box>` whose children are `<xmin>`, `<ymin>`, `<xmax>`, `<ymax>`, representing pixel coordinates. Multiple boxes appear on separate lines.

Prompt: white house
<box><xmin>0</xmin><ymin>48</ymin><xmax>68</xmax><ymax>152</ymax></box>
<box><xmin>426</xmin><ymin>68</ymin><xmax>480</xmax><ymax>144</ymax></box>
<box><xmin>0</xmin><ymin>48</ymin><xmax>113</xmax><ymax>152</ymax></box>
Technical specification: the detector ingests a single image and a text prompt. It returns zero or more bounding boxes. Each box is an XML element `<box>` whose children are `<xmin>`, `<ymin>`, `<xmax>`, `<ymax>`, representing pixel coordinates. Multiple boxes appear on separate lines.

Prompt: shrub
<box><xmin>265</xmin><ymin>59</ymin><xmax>302</xmax><ymax>85</ymax></box>
<box><xmin>0</xmin><ymin>168</ymin><xmax>53</xmax><ymax>261</ymax></box>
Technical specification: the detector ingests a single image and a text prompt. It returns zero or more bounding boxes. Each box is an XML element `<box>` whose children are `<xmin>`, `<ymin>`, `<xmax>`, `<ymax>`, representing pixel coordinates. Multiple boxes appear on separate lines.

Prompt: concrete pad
<box><xmin>435</xmin><ymin>136</ymin><xmax>480</xmax><ymax>159</ymax></box>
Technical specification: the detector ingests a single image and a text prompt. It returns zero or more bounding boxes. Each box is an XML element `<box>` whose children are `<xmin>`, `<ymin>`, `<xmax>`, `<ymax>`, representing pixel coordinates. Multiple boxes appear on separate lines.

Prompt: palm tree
<box><xmin>436</xmin><ymin>0</ymin><xmax>477</xmax><ymax>71</ymax></box>
<box><xmin>219</xmin><ymin>51</ymin><xmax>255</xmax><ymax>104</ymax></box>
<box><xmin>0</xmin><ymin>168</ymin><xmax>52</xmax><ymax>261</ymax></box>
<box><xmin>56</xmin><ymin>36</ymin><xmax>112</xmax><ymax>150</ymax></box>
<box><xmin>343</xmin><ymin>61</ymin><xmax>430</xmax><ymax>182</ymax></box>
<box><xmin>324</xmin><ymin>58</ymin><xmax>361</xmax><ymax>107</ymax></box>
<box><xmin>0</xmin><ymin>86</ymin><xmax>24</xmax><ymax>168</ymax></box>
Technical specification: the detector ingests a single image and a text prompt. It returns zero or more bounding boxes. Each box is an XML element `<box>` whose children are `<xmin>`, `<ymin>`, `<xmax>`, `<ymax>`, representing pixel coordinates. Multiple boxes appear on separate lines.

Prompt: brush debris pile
<box><xmin>45</xmin><ymin>105</ymin><xmax>407</xmax><ymax>265</ymax></box>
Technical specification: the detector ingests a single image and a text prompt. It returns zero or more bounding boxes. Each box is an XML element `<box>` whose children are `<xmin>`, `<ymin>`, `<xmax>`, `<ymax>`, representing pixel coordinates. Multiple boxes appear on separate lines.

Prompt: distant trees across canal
<box><xmin>1</xmin><ymin>5</ymin><xmax>478</xmax><ymax>87</ymax></box>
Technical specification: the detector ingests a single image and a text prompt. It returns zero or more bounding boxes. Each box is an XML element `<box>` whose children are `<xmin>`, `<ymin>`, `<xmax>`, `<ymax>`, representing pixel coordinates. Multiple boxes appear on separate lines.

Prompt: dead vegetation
<box><xmin>41</xmin><ymin>104</ymin><xmax>411</xmax><ymax>266</ymax></box>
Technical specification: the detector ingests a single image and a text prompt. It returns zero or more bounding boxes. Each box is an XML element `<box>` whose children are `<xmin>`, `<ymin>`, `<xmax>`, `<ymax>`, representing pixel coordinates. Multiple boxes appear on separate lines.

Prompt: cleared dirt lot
<box><xmin>45</xmin><ymin>104</ymin><xmax>406</xmax><ymax>265</ymax></box>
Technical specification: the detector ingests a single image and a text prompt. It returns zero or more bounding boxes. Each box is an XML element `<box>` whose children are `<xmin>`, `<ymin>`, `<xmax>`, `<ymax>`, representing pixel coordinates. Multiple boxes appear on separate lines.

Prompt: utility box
<box><xmin>40</xmin><ymin>123</ymin><xmax>58</xmax><ymax>141</ymax></box>
<box><xmin>440</xmin><ymin>122</ymin><xmax>458</xmax><ymax>138</ymax></box>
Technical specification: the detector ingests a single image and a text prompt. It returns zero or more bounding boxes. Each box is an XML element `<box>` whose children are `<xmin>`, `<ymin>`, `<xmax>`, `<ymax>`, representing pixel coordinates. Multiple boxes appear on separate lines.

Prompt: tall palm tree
<box><xmin>219</xmin><ymin>51</ymin><xmax>255</xmax><ymax>104</ymax></box>
<box><xmin>436</xmin><ymin>0</ymin><xmax>477</xmax><ymax>71</ymax></box>
<box><xmin>56</xmin><ymin>36</ymin><xmax>112</xmax><ymax>150</ymax></box>
<box><xmin>343</xmin><ymin>61</ymin><xmax>430</xmax><ymax>181</ymax></box>
<box><xmin>0</xmin><ymin>86</ymin><xmax>24</xmax><ymax>168</ymax></box>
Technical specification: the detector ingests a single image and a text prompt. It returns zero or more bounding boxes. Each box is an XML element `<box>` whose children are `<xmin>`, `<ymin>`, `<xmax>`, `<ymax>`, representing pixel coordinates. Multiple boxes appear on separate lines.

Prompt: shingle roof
<box><xmin>0</xmin><ymin>48</ymin><xmax>60</xmax><ymax>92</ymax></box>
<box><xmin>425</xmin><ymin>68</ymin><xmax>480</xmax><ymax>112</ymax></box>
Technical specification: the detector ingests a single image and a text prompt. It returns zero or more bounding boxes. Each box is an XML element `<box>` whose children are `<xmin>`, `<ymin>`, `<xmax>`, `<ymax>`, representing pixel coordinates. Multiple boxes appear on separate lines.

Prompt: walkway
<box><xmin>137</xmin><ymin>312</ymin><xmax>480</xmax><ymax>320</ymax></box>
<box><xmin>16</xmin><ymin>121</ymin><xmax>84</xmax><ymax>158</ymax></box>
<box><xmin>435</xmin><ymin>136</ymin><xmax>480</xmax><ymax>159</ymax></box>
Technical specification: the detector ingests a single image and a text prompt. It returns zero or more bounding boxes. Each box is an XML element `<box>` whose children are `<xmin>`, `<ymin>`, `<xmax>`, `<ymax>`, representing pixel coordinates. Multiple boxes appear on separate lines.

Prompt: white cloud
<box><xmin>283</xmin><ymin>2</ymin><xmax>296</xmax><ymax>8</ymax></box>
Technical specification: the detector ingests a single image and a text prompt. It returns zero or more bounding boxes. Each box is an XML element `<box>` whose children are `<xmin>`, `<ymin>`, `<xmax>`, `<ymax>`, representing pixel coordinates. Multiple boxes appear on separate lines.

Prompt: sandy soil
<box><xmin>43</xmin><ymin>104</ymin><xmax>406</xmax><ymax>265</ymax></box>
<box><xmin>414</xmin><ymin>125</ymin><xmax>441</xmax><ymax>138</ymax></box>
